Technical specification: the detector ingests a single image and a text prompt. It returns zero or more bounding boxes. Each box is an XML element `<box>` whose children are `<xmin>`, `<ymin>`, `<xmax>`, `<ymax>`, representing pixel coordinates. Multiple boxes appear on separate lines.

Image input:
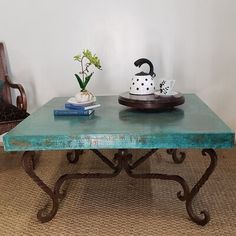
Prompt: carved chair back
<box><xmin>0</xmin><ymin>42</ymin><xmax>11</xmax><ymax>104</ymax></box>
<box><xmin>0</xmin><ymin>43</ymin><xmax>28</xmax><ymax>135</ymax></box>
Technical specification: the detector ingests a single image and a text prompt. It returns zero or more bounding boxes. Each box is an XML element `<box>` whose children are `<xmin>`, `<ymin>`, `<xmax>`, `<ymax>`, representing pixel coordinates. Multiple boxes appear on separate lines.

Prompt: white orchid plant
<box><xmin>74</xmin><ymin>49</ymin><xmax>102</xmax><ymax>92</ymax></box>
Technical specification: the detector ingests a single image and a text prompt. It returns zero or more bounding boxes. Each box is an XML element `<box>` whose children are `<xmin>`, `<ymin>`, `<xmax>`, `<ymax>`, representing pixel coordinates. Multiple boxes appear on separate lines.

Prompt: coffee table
<box><xmin>3</xmin><ymin>94</ymin><xmax>234</xmax><ymax>225</ymax></box>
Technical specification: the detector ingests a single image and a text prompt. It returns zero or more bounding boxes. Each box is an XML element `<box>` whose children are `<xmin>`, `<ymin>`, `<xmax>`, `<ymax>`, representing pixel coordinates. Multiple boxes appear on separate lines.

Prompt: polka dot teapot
<box><xmin>130</xmin><ymin>58</ymin><xmax>156</xmax><ymax>95</ymax></box>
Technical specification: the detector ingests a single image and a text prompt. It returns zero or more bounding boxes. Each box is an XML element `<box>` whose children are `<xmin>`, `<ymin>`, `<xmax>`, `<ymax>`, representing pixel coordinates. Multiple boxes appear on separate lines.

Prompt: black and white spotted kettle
<box><xmin>130</xmin><ymin>58</ymin><xmax>156</xmax><ymax>95</ymax></box>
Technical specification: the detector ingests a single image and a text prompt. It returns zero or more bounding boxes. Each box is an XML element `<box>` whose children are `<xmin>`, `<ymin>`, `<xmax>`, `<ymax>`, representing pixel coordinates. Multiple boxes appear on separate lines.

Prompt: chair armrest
<box><xmin>5</xmin><ymin>75</ymin><xmax>27</xmax><ymax>112</ymax></box>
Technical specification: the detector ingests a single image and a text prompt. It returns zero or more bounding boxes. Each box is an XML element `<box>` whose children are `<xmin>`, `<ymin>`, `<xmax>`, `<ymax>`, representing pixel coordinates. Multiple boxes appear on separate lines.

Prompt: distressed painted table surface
<box><xmin>3</xmin><ymin>94</ymin><xmax>234</xmax><ymax>151</ymax></box>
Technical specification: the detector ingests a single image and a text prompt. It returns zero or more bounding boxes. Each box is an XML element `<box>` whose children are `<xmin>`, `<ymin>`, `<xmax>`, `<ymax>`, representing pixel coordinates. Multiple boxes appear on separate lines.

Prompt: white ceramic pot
<box><xmin>75</xmin><ymin>91</ymin><xmax>94</xmax><ymax>103</ymax></box>
<box><xmin>130</xmin><ymin>75</ymin><xmax>155</xmax><ymax>95</ymax></box>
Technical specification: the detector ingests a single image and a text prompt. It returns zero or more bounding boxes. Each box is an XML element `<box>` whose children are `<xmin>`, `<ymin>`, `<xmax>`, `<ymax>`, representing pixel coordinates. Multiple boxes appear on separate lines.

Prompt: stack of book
<box><xmin>54</xmin><ymin>101</ymin><xmax>100</xmax><ymax>116</ymax></box>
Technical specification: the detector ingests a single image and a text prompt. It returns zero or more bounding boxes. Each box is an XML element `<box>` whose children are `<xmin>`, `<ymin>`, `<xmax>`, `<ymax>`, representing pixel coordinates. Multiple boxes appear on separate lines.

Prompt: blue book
<box><xmin>54</xmin><ymin>109</ymin><xmax>94</xmax><ymax>116</ymax></box>
<box><xmin>65</xmin><ymin>103</ymin><xmax>101</xmax><ymax>111</ymax></box>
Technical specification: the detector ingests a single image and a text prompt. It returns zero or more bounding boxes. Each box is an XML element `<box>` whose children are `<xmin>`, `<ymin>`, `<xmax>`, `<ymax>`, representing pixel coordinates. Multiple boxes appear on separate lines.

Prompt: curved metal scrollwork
<box><xmin>54</xmin><ymin>150</ymin><xmax>123</xmax><ymax>200</ymax></box>
<box><xmin>22</xmin><ymin>148</ymin><xmax>217</xmax><ymax>225</ymax></box>
<box><xmin>121</xmin><ymin>148</ymin><xmax>217</xmax><ymax>226</ymax></box>
<box><xmin>185</xmin><ymin>149</ymin><xmax>217</xmax><ymax>226</ymax></box>
<box><xmin>121</xmin><ymin>149</ymin><xmax>190</xmax><ymax>202</ymax></box>
<box><xmin>167</xmin><ymin>149</ymin><xmax>186</xmax><ymax>164</ymax></box>
<box><xmin>22</xmin><ymin>151</ymin><xmax>59</xmax><ymax>223</ymax></box>
<box><xmin>67</xmin><ymin>150</ymin><xmax>83</xmax><ymax>164</ymax></box>
<box><xmin>22</xmin><ymin>150</ymin><xmax>123</xmax><ymax>223</ymax></box>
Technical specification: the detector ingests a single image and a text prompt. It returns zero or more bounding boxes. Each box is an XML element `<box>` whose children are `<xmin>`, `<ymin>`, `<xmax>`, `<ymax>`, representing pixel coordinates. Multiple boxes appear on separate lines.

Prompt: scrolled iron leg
<box><xmin>121</xmin><ymin>148</ymin><xmax>217</xmax><ymax>226</ymax></box>
<box><xmin>185</xmin><ymin>149</ymin><xmax>217</xmax><ymax>226</ymax></box>
<box><xmin>22</xmin><ymin>148</ymin><xmax>217</xmax><ymax>225</ymax></box>
<box><xmin>121</xmin><ymin>149</ymin><xmax>190</xmax><ymax>202</ymax></box>
<box><xmin>67</xmin><ymin>150</ymin><xmax>83</xmax><ymax>164</ymax></box>
<box><xmin>24</xmin><ymin>151</ymin><xmax>38</xmax><ymax>170</ymax></box>
<box><xmin>54</xmin><ymin>150</ymin><xmax>123</xmax><ymax>206</ymax></box>
<box><xmin>22</xmin><ymin>151</ymin><xmax>59</xmax><ymax>223</ymax></box>
<box><xmin>167</xmin><ymin>149</ymin><xmax>186</xmax><ymax>164</ymax></box>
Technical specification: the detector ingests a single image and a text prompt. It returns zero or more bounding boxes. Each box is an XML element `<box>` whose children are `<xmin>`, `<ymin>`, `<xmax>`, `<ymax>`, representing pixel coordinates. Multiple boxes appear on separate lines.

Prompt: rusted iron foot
<box><xmin>185</xmin><ymin>149</ymin><xmax>217</xmax><ymax>226</ymax></box>
<box><xmin>22</xmin><ymin>151</ymin><xmax>59</xmax><ymax>223</ymax></box>
<box><xmin>67</xmin><ymin>150</ymin><xmax>83</xmax><ymax>164</ymax></box>
<box><xmin>167</xmin><ymin>149</ymin><xmax>186</xmax><ymax>164</ymax></box>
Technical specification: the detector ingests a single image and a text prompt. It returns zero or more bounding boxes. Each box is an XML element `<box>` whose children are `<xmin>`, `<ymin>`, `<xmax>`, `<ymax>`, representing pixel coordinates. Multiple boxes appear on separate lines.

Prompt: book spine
<box><xmin>54</xmin><ymin>109</ymin><xmax>94</xmax><ymax>116</ymax></box>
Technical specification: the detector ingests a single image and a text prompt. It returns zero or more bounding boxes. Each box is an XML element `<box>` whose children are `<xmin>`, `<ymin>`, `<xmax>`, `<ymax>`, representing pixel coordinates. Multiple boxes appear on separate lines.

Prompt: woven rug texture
<box><xmin>0</xmin><ymin>147</ymin><xmax>235</xmax><ymax>236</ymax></box>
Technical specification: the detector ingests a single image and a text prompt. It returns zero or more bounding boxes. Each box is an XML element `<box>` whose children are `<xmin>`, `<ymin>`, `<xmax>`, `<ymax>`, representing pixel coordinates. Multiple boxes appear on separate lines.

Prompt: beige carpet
<box><xmin>0</xmin><ymin>147</ymin><xmax>236</xmax><ymax>236</ymax></box>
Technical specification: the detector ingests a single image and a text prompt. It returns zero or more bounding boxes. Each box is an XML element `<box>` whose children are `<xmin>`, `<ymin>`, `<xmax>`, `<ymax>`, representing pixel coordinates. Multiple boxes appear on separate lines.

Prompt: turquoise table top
<box><xmin>3</xmin><ymin>94</ymin><xmax>234</xmax><ymax>151</ymax></box>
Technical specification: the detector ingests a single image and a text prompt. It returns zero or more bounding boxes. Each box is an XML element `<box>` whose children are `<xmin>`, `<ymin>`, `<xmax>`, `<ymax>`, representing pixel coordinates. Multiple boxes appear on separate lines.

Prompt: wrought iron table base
<box><xmin>22</xmin><ymin>148</ymin><xmax>217</xmax><ymax>226</ymax></box>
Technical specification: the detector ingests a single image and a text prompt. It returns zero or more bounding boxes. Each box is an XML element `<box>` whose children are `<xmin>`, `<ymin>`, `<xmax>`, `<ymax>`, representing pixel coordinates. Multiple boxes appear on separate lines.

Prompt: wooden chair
<box><xmin>0</xmin><ymin>42</ymin><xmax>28</xmax><ymax>135</ymax></box>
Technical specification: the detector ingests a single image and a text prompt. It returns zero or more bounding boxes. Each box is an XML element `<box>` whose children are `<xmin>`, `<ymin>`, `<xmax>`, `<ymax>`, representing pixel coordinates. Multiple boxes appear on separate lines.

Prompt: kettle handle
<box><xmin>134</xmin><ymin>58</ymin><xmax>156</xmax><ymax>77</ymax></box>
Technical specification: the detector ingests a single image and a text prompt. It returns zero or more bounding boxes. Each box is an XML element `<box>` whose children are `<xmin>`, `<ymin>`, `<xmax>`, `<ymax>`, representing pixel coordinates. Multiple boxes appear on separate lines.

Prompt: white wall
<box><xmin>0</xmin><ymin>0</ymin><xmax>236</xmax><ymax>131</ymax></box>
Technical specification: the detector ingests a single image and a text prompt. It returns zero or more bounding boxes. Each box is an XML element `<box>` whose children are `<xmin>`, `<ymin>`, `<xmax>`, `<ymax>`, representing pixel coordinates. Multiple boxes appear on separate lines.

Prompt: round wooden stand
<box><xmin>118</xmin><ymin>92</ymin><xmax>185</xmax><ymax>110</ymax></box>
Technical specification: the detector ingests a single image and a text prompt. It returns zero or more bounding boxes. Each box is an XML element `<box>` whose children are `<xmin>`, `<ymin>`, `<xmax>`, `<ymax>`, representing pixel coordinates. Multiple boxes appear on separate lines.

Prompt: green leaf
<box><xmin>83</xmin><ymin>49</ymin><xmax>93</xmax><ymax>60</ymax></box>
<box><xmin>82</xmin><ymin>49</ymin><xmax>102</xmax><ymax>70</ymax></box>
<box><xmin>83</xmin><ymin>72</ymin><xmax>94</xmax><ymax>90</ymax></box>
<box><xmin>73</xmin><ymin>50</ymin><xmax>102</xmax><ymax>87</ymax></box>
<box><xmin>74</xmin><ymin>74</ymin><xmax>85</xmax><ymax>90</ymax></box>
<box><xmin>74</xmin><ymin>54</ymin><xmax>82</xmax><ymax>62</ymax></box>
